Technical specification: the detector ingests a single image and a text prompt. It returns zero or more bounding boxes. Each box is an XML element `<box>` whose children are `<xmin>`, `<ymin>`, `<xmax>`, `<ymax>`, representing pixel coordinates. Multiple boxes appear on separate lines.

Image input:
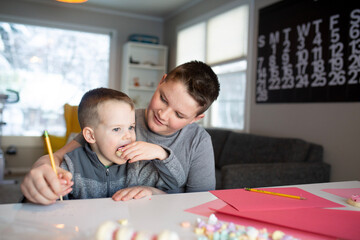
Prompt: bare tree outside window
<box><xmin>0</xmin><ymin>22</ymin><xmax>110</xmax><ymax>136</ymax></box>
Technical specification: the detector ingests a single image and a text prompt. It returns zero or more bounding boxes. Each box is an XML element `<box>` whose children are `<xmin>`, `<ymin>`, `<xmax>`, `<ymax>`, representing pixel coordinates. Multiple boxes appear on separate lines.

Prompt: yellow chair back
<box><xmin>44</xmin><ymin>104</ymin><xmax>81</xmax><ymax>153</ymax></box>
<box><xmin>64</xmin><ymin>103</ymin><xmax>81</xmax><ymax>141</ymax></box>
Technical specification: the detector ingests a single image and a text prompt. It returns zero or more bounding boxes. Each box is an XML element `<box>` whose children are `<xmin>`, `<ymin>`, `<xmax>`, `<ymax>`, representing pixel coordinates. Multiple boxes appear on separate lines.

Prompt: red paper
<box><xmin>185</xmin><ymin>199</ymin><xmax>333</xmax><ymax>240</ymax></box>
<box><xmin>210</xmin><ymin>187</ymin><xmax>344</xmax><ymax>211</ymax></box>
<box><xmin>185</xmin><ymin>198</ymin><xmax>226</xmax><ymax>216</ymax></box>
<box><xmin>213</xmin><ymin>204</ymin><xmax>360</xmax><ymax>240</ymax></box>
<box><xmin>322</xmin><ymin>188</ymin><xmax>360</xmax><ymax>199</ymax></box>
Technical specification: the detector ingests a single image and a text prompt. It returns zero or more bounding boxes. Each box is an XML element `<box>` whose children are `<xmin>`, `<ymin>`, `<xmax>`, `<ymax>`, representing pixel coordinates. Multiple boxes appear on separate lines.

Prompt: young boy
<box><xmin>61</xmin><ymin>88</ymin><xmax>178</xmax><ymax>200</ymax></box>
<box><xmin>21</xmin><ymin>61</ymin><xmax>220</xmax><ymax>204</ymax></box>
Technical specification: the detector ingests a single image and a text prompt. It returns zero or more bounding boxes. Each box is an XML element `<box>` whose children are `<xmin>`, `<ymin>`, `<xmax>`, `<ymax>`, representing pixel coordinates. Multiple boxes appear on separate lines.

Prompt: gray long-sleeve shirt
<box><xmin>135</xmin><ymin>109</ymin><xmax>216</xmax><ymax>193</ymax></box>
<box><xmin>61</xmin><ymin>143</ymin><xmax>178</xmax><ymax>200</ymax></box>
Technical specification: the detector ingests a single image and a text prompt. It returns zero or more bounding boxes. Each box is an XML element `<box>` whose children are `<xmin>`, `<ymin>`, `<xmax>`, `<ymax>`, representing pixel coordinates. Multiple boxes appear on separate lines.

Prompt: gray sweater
<box><xmin>61</xmin><ymin>143</ymin><xmax>177</xmax><ymax>199</ymax></box>
<box><xmin>135</xmin><ymin>109</ymin><xmax>215</xmax><ymax>192</ymax></box>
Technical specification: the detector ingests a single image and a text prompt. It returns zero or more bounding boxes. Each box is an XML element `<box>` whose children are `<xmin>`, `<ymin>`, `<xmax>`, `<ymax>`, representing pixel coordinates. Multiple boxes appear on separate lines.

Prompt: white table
<box><xmin>0</xmin><ymin>181</ymin><xmax>359</xmax><ymax>240</ymax></box>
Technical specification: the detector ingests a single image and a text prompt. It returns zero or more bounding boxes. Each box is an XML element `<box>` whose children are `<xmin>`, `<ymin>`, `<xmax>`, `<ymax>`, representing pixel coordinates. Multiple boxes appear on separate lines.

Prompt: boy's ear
<box><xmin>83</xmin><ymin>127</ymin><xmax>96</xmax><ymax>143</ymax></box>
<box><xmin>158</xmin><ymin>74</ymin><xmax>167</xmax><ymax>85</ymax></box>
<box><xmin>190</xmin><ymin>113</ymin><xmax>205</xmax><ymax>124</ymax></box>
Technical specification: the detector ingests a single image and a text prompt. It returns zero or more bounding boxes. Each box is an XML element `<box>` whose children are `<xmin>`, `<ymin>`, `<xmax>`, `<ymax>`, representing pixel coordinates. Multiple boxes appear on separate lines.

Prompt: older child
<box><xmin>21</xmin><ymin>61</ymin><xmax>220</xmax><ymax>204</ymax></box>
<box><xmin>60</xmin><ymin>88</ymin><xmax>178</xmax><ymax>200</ymax></box>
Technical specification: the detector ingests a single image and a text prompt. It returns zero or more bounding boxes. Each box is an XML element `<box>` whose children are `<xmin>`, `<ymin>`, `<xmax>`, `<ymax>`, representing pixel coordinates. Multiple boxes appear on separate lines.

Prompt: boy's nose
<box><xmin>122</xmin><ymin>130</ymin><xmax>131</xmax><ymax>139</ymax></box>
<box><xmin>158</xmin><ymin>107</ymin><xmax>171</xmax><ymax>121</ymax></box>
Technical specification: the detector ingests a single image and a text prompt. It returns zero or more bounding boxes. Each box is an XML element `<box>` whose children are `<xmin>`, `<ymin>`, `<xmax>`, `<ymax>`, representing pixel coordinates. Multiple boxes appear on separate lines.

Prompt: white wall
<box><xmin>0</xmin><ymin>0</ymin><xmax>164</xmax><ymax>170</ymax></box>
<box><xmin>164</xmin><ymin>0</ymin><xmax>360</xmax><ymax>182</ymax></box>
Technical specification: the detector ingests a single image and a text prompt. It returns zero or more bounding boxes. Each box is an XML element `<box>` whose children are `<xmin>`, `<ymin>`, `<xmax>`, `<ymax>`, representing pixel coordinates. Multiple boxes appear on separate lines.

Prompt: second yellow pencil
<box><xmin>244</xmin><ymin>188</ymin><xmax>306</xmax><ymax>200</ymax></box>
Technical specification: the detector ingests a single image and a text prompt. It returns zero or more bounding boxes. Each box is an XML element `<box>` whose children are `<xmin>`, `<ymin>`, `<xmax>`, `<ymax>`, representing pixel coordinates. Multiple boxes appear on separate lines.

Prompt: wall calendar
<box><xmin>256</xmin><ymin>0</ymin><xmax>360</xmax><ymax>103</ymax></box>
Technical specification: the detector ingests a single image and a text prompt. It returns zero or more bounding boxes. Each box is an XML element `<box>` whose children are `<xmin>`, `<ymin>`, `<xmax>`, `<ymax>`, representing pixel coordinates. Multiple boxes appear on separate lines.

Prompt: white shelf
<box><xmin>129</xmin><ymin>64</ymin><xmax>166</xmax><ymax>71</ymax></box>
<box><xmin>128</xmin><ymin>86</ymin><xmax>157</xmax><ymax>92</ymax></box>
<box><xmin>121</xmin><ymin>42</ymin><xmax>168</xmax><ymax>109</ymax></box>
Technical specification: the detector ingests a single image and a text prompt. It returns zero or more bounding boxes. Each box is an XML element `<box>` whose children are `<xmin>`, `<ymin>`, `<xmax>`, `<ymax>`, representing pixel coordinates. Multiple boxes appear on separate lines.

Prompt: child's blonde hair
<box><xmin>78</xmin><ymin>88</ymin><xmax>134</xmax><ymax>129</ymax></box>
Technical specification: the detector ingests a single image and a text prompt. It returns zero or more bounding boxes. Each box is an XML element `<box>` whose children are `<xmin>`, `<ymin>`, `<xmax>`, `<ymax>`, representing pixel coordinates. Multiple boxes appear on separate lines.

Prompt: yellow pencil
<box><xmin>244</xmin><ymin>188</ymin><xmax>306</xmax><ymax>200</ymax></box>
<box><xmin>44</xmin><ymin>130</ymin><xmax>63</xmax><ymax>201</ymax></box>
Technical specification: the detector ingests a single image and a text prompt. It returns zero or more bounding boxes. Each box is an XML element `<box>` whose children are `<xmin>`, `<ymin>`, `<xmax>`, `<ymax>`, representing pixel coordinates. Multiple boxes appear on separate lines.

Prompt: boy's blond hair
<box><xmin>78</xmin><ymin>87</ymin><xmax>134</xmax><ymax>129</ymax></box>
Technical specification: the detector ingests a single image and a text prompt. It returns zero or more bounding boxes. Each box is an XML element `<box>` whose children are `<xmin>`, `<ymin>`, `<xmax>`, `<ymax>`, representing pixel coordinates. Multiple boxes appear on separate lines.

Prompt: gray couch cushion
<box><xmin>221</xmin><ymin>162</ymin><xmax>331</xmax><ymax>189</ymax></box>
<box><xmin>218</xmin><ymin>132</ymin><xmax>310</xmax><ymax>167</ymax></box>
<box><xmin>306</xmin><ymin>144</ymin><xmax>324</xmax><ymax>163</ymax></box>
<box><xmin>205</xmin><ymin>128</ymin><xmax>231</xmax><ymax>169</ymax></box>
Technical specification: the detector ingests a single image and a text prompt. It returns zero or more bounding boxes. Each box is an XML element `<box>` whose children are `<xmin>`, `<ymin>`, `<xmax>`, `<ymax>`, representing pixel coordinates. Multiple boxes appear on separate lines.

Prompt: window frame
<box><xmin>0</xmin><ymin>14</ymin><xmax>117</xmax><ymax>146</ymax></box>
<box><xmin>175</xmin><ymin>0</ymin><xmax>253</xmax><ymax>132</ymax></box>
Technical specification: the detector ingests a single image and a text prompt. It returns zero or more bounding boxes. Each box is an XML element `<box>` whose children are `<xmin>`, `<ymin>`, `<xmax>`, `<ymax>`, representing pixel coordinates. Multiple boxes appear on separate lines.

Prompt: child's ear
<box><xmin>158</xmin><ymin>74</ymin><xmax>167</xmax><ymax>85</ymax></box>
<box><xmin>83</xmin><ymin>127</ymin><xmax>96</xmax><ymax>143</ymax></box>
<box><xmin>190</xmin><ymin>113</ymin><xmax>205</xmax><ymax>124</ymax></box>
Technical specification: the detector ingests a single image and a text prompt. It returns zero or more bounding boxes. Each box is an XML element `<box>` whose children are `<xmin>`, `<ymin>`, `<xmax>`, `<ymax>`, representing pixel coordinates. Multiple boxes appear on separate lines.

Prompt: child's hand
<box><xmin>112</xmin><ymin>186</ymin><xmax>153</xmax><ymax>201</ymax></box>
<box><xmin>57</xmin><ymin>168</ymin><xmax>74</xmax><ymax>193</ymax></box>
<box><xmin>112</xmin><ymin>186</ymin><xmax>166</xmax><ymax>201</ymax></box>
<box><xmin>120</xmin><ymin>141</ymin><xmax>168</xmax><ymax>163</ymax></box>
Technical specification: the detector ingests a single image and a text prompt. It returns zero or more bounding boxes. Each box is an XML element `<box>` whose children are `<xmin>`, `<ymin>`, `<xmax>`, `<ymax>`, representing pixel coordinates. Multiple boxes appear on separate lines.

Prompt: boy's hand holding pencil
<box><xmin>43</xmin><ymin>131</ymin><xmax>74</xmax><ymax>202</ymax></box>
<box><xmin>21</xmin><ymin>162</ymin><xmax>73</xmax><ymax>205</ymax></box>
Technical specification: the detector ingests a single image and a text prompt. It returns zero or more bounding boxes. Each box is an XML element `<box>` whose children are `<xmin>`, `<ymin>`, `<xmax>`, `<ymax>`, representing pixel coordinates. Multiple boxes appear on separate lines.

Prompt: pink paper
<box><xmin>185</xmin><ymin>199</ymin><xmax>227</xmax><ymax>216</ymax></box>
<box><xmin>185</xmin><ymin>199</ymin><xmax>333</xmax><ymax>240</ymax></box>
<box><xmin>322</xmin><ymin>188</ymin><xmax>360</xmax><ymax>199</ymax></box>
<box><xmin>213</xmin><ymin>204</ymin><xmax>360</xmax><ymax>240</ymax></box>
<box><xmin>210</xmin><ymin>187</ymin><xmax>343</xmax><ymax>211</ymax></box>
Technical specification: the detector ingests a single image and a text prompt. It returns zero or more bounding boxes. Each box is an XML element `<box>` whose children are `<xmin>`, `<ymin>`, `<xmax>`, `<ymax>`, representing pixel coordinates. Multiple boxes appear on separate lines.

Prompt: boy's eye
<box><xmin>129</xmin><ymin>126</ymin><xmax>135</xmax><ymax>131</ymax></box>
<box><xmin>160</xmin><ymin>95</ymin><xmax>167</xmax><ymax>104</ymax></box>
<box><xmin>113</xmin><ymin>128</ymin><xmax>121</xmax><ymax>132</ymax></box>
<box><xmin>175</xmin><ymin>112</ymin><xmax>184</xmax><ymax>119</ymax></box>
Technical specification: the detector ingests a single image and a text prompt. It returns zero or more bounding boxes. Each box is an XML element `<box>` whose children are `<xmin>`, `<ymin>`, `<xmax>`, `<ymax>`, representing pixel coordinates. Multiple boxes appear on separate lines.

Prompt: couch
<box><xmin>205</xmin><ymin>128</ymin><xmax>331</xmax><ymax>190</ymax></box>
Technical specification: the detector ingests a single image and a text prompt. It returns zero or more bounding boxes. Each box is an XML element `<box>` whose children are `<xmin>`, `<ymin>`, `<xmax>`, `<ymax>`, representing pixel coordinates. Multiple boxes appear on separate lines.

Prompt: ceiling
<box><xmin>27</xmin><ymin>0</ymin><xmax>202</xmax><ymax>19</ymax></box>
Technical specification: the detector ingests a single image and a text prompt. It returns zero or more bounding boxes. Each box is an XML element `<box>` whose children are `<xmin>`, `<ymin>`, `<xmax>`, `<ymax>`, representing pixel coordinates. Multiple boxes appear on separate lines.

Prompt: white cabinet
<box><xmin>121</xmin><ymin>42</ymin><xmax>168</xmax><ymax>108</ymax></box>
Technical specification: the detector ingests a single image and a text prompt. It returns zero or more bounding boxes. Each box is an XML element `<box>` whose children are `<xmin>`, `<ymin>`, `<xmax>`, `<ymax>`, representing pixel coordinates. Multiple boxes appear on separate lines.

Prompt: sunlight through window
<box><xmin>0</xmin><ymin>22</ymin><xmax>110</xmax><ymax>136</ymax></box>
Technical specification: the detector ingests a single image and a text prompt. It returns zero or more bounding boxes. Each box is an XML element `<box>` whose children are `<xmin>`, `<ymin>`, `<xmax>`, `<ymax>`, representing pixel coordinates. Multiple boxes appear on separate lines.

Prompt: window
<box><xmin>176</xmin><ymin>22</ymin><xmax>206</xmax><ymax>64</ymax></box>
<box><xmin>211</xmin><ymin>60</ymin><xmax>247</xmax><ymax>129</ymax></box>
<box><xmin>207</xmin><ymin>6</ymin><xmax>248</xmax><ymax>64</ymax></box>
<box><xmin>0</xmin><ymin>22</ymin><xmax>110</xmax><ymax>136</ymax></box>
<box><xmin>176</xmin><ymin>4</ymin><xmax>249</xmax><ymax>130</ymax></box>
